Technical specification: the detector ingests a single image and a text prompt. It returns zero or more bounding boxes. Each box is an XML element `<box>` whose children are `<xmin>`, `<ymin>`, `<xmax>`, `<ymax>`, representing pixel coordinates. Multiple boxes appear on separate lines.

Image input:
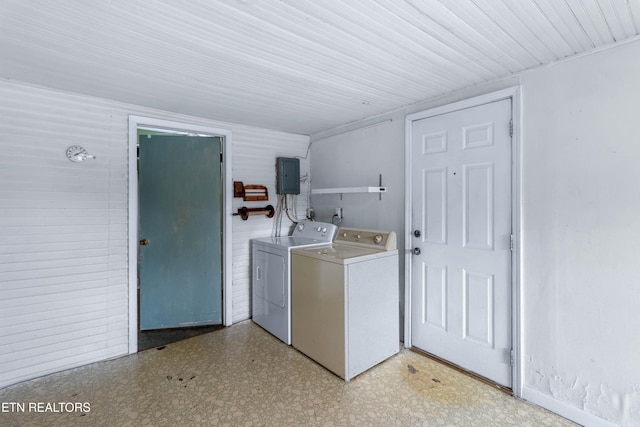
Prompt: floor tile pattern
<box><xmin>0</xmin><ymin>321</ymin><xmax>578</xmax><ymax>427</ymax></box>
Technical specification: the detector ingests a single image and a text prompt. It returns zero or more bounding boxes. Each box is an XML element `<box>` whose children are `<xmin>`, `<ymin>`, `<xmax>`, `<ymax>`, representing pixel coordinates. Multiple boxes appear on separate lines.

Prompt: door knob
<box><xmin>139</xmin><ymin>238</ymin><xmax>149</xmax><ymax>246</ymax></box>
<box><xmin>414</xmin><ymin>230</ymin><xmax>421</xmax><ymax>238</ymax></box>
<box><xmin>413</xmin><ymin>247</ymin><xmax>421</xmax><ymax>255</ymax></box>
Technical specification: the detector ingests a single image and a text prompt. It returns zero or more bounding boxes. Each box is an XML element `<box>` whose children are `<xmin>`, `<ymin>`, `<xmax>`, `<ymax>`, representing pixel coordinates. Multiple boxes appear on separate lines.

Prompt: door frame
<box><xmin>404</xmin><ymin>86</ymin><xmax>522</xmax><ymax>396</ymax></box>
<box><xmin>127</xmin><ymin>116</ymin><xmax>233</xmax><ymax>353</ymax></box>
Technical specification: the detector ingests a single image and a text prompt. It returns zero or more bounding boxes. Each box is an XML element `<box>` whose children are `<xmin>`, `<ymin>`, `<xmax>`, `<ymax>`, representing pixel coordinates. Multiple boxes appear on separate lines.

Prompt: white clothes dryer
<box><xmin>251</xmin><ymin>220</ymin><xmax>338</xmax><ymax>344</ymax></box>
<box><xmin>291</xmin><ymin>227</ymin><xmax>399</xmax><ymax>381</ymax></box>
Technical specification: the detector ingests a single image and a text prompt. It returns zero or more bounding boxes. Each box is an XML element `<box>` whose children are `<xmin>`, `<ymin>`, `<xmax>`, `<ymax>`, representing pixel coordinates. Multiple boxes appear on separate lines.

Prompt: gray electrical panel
<box><xmin>276</xmin><ymin>157</ymin><xmax>300</xmax><ymax>195</ymax></box>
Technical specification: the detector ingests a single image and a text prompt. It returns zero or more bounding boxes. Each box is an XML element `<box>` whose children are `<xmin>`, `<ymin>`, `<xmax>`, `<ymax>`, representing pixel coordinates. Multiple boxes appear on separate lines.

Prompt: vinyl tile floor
<box><xmin>0</xmin><ymin>321</ymin><xmax>578</xmax><ymax>427</ymax></box>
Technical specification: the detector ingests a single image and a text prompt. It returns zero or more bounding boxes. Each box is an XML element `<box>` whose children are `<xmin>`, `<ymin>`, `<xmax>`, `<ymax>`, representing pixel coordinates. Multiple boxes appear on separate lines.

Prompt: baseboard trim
<box><xmin>522</xmin><ymin>385</ymin><xmax>619</xmax><ymax>427</ymax></box>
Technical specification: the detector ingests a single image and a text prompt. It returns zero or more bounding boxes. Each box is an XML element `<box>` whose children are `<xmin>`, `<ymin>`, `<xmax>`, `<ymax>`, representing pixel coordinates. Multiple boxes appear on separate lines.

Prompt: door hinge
<box><xmin>509</xmin><ymin>119</ymin><xmax>513</xmax><ymax>137</ymax></box>
<box><xmin>220</xmin><ymin>152</ymin><xmax>223</xmax><ymax>162</ymax></box>
<box><xmin>510</xmin><ymin>349</ymin><xmax>514</xmax><ymax>366</ymax></box>
<box><xmin>510</xmin><ymin>234</ymin><xmax>514</xmax><ymax>251</ymax></box>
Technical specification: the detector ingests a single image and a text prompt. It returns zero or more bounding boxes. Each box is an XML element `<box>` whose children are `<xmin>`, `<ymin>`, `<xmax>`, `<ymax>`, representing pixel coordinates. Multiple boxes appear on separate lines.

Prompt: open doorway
<box><xmin>128</xmin><ymin>117</ymin><xmax>233</xmax><ymax>353</ymax></box>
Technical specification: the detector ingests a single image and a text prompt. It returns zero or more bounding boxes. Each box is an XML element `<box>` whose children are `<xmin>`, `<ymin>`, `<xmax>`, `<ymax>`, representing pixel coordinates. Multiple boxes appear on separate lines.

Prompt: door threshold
<box><xmin>138</xmin><ymin>324</ymin><xmax>225</xmax><ymax>351</ymax></box>
<box><xmin>410</xmin><ymin>347</ymin><xmax>512</xmax><ymax>396</ymax></box>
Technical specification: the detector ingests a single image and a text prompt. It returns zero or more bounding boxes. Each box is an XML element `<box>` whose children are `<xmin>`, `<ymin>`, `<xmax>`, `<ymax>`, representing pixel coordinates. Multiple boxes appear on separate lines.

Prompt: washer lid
<box><xmin>292</xmin><ymin>244</ymin><xmax>397</xmax><ymax>265</ymax></box>
<box><xmin>252</xmin><ymin>235</ymin><xmax>332</xmax><ymax>250</ymax></box>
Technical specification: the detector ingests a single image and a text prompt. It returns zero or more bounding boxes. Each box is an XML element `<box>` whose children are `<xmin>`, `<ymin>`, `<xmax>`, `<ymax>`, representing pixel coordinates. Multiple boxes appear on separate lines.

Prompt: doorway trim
<box><xmin>127</xmin><ymin>116</ymin><xmax>233</xmax><ymax>353</ymax></box>
<box><xmin>404</xmin><ymin>86</ymin><xmax>522</xmax><ymax>396</ymax></box>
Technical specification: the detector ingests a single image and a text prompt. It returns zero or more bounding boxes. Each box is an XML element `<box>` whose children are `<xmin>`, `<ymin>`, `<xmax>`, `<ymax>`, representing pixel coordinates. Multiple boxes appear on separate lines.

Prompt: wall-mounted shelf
<box><xmin>311</xmin><ymin>174</ymin><xmax>386</xmax><ymax>200</ymax></box>
<box><xmin>311</xmin><ymin>186</ymin><xmax>386</xmax><ymax>195</ymax></box>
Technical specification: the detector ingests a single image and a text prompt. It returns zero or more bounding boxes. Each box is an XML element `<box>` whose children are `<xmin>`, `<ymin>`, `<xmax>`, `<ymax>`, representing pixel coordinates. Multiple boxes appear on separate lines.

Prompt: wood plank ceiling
<box><xmin>1</xmin><ymin>0</ymin><xmax>639</xmax><ymax>135</ymax></box>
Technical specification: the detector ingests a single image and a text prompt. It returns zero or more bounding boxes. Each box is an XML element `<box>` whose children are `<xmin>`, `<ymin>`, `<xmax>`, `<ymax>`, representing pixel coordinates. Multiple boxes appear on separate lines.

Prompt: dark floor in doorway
<box><xmin>138</xmin><ymin>324</ymin><xmax>225</xmax><ymax>351</ymax></box>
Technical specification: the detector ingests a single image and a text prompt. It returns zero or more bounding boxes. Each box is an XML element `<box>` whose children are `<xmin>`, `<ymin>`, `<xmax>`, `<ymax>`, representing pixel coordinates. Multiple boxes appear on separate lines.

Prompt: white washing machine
<box><xmin>252</xmin><ymin>220</ymin><xmax>338</xmax><ymax>345</ymax></box>
<box><xmin>291</xmin><ymin>227</ymin><xmax>399</xmax><ymax>381</ymax></box>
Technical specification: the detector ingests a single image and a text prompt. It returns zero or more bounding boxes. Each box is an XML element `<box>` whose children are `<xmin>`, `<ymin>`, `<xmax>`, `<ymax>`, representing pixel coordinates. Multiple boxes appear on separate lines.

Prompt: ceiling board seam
<box><xmin>373</xmin><ymin>0</ymin><xmax>508</xmax><ymax>79</ymax></box>
<box><xmin>627</xmin><ymin>0</ymin><xmax>640</xmax><ymax>33</ymax></box>
<box><xmin>500</xmin><ymin>0</ymin><xmax>568</xmax><ymax>59</ymax></box>
<box><xmin>273</xmin><ymin>0</ymin><xmax>472</xmax><ymax>88</ymax></box>
<box><xmin>147</xmin><ymin>1</ymin><xmax>452</xmax><ymax>99</ymax></box>
<box><xmin>526</xmin><ymin>0</ymin><xmax>578</xmax><ymax>55</ymax></box>
<box><xmin>468</xmin><ymin>0</ymin><xmax>544</xmax><ymax>65</ymax></box>
<box><xmin>434</xmin><ymin>0</ymin><xmax>538</xmax><ymax>69</ymax></box>
<box><xmin>561</xmin><ymin>0</ymin><xmax>599</xmax><ymax>48</ymax></box>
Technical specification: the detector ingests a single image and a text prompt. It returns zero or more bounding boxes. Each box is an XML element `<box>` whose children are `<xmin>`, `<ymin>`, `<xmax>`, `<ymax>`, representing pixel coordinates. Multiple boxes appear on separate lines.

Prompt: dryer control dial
<box><xmin>373</xmin><ymin>234</ymin><xmax>383</xmax><ymax>244</ymax></box>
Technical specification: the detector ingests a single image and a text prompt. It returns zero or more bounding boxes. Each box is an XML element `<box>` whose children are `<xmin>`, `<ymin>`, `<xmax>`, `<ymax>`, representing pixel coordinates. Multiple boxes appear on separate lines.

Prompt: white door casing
<box><xmin>407</xmin><ymin>97</ymin><xmax>514</xmax><ymax>388</ymax></box>
<box><xmin>127</xmin><ymin>116</ymin><xmax>234</xmax><ymax>354</ymax></box>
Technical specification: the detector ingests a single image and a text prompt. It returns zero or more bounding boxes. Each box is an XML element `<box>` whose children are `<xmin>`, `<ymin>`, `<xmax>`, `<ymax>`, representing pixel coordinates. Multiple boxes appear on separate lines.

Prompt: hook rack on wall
<box><xmin>233</xmin><ymin>205</ymin><xmax>275</xmax><ymax>221</ymax></box>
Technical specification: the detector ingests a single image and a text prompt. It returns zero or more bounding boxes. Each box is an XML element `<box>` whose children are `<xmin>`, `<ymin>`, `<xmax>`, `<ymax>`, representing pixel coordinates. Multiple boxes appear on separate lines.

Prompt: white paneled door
<box><xmin>410</xmin><ymin>99</ymin><xmax>512</xmax><ymax>387</ymax></box>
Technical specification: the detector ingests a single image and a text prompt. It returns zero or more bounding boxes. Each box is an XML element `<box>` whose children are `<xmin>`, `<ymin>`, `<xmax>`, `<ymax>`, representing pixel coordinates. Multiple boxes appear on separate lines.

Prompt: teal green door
<box><xmin>138</xmin><ymin>134</ymin><xmax>222</xmax><ymax>330</ymax></box>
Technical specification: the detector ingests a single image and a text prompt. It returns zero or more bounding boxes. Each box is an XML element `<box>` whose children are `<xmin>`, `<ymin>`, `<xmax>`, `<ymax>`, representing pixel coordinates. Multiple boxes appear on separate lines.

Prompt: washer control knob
<box><xmin>373</xmin><ymin>234</ymin><xmax>383</xmax><ymax>244</ymax></box>
<box><xmin>317</xmin><ymin>226</ymin><xmax>322</xmax><ymax>232</ymax></box>
<box><xmin>342</xmin><ymin>232</ymin><xmax>348</xmax><ymax>238</ymax></box>
<box><xmin>298</xmin><ymin>224</ymin><xmax>304</xmax><ymax>231</ymax></box>
<box><xmin>321</xmin><ymin>227</ymin><xmax>327</xmax><ymax>233</ymax></box>
<box><xmin>355</xmin><ymin>234</ymin><xmax>361</xmax><ymax>239</ymax></box>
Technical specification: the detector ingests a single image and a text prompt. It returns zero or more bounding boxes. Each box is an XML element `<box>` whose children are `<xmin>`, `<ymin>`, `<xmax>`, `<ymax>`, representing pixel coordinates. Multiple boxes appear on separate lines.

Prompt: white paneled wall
<box><xmin>0</xmin><ymin>84</ymin><xmax>128</xmax><ymax>388</ymax></box>
<box><xmin>0</xmin><ymin>79</ymin><xmax>309</xmax><ymax>387</ymax></box>
<box><xmin>230</xmin><ymin>132</ymin><xmax>310</xmax><ymax>323</ymax></box>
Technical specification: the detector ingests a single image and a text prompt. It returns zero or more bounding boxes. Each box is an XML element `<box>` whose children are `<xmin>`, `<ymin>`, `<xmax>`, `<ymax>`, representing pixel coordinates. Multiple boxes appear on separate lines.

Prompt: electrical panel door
<box><xmin>276</xmin><ymin>157</ymin><xmax>300</xmax><ymax>194</ymax></box>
